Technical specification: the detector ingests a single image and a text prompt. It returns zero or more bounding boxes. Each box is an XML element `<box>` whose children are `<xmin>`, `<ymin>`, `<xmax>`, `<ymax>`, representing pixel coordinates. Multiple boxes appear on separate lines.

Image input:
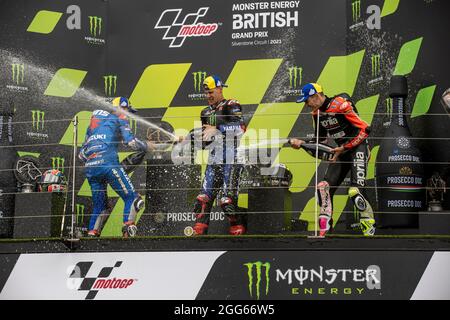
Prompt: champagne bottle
<box><xmin>300</xmin><ymin>142</ymin><xmax>334</xmax><ymax>161</ymax></box>
<box><xmin>376</xmin><ymin>76</ymin><xmax>425</xmax><ymax>228</ymax></box>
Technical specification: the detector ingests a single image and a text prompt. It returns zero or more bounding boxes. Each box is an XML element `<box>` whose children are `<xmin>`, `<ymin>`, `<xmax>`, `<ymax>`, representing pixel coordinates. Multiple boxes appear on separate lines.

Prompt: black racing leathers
<box><xmin>312</xmin><ymin>95</ymin><xmax>374</xmax><ymax>225</ymax></box>
<box><xmin>194</xmin><ymin>99</ymin><xmax>246</xmax><ymax>229</ymax></box>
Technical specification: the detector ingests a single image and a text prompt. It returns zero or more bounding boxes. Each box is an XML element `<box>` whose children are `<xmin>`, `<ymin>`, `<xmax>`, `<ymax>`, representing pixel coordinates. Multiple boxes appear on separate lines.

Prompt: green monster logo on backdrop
<box><xmin>31</xmin><ymin>110</ymin><xmax>45</xmax><ymax>130</ymax></box>
<box><xmin>11</xmin><ymin>63</ymin><xmax>24</xmax><ymax>84</ymax></box>
<box><xmin>352</xmin><ymin>0</ymin><xmax>361</xmax><ymax>23</ymax></box>
<box><xmin>386</xmin><ymin>97</ymin><xmax>393</xmax><ymax>117</ymax></box>
<box><xmin>76</xmin><ymin>204</ymin><xmax>85</xmax><ymax>225</ymax></box>
<box><xmin>89</xmin><ymin>16</ymin><xmax>102</xmax><ymax>37</ymax></box>
<box><xmin>288</xmin><ymin>66</ymin><xmax>302</xmax><ymax>89</ymax></box>
<box><xmin>192</xmin><ymin>71</ymin><xmax>207</xmax><ymax>92</ymax></box>
<box><xmin>128</xmin><ymin>118</ymin><xmax>137</xmax><ymax>134</ymax></box>
<box><xmin>244</xmin><ymin>261</ymin><xmax>270</xmax><ymax>300</ymax></box>
<box><xmin>371</xmin><ymin>54</ymin><xmax>381</xmax><ymax>78</ymax></box>
<box><xmin>52</xmin><ymin>157</ymin><xmax>65</xmax><ymax>173</ymax></box>
<box><xmin>103</xmin><ymin>75</ymin><xmax>117</xmax><ymax>96</ymax></box>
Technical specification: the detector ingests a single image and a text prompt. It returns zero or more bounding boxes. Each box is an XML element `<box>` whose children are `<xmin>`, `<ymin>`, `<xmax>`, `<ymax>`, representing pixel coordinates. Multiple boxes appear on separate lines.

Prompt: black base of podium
<box><xmin>419</xmin><ymin>211</ymin><xmax>450</xmax><ymax>235</ymax></box>
<box><xmin>247</xmin><ymin>187</ymin><xmax>292</xmax><ymax>234</ymax></box>
<box><xmin>13</xmin><ymin>193</ymin><xmax>65</xmax><ymax>238</ymax></box>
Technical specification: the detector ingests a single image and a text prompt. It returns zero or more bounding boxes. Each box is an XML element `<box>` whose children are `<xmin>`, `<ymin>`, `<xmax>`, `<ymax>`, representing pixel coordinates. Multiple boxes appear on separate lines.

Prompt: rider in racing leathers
<box><xmin>79</xmin><ymin>97</ymin><xmax>152</xmax><ymax>238</ymax></box>
<box><xmin>289</xmin><ymin>83</ymin><xmax>376</xmax><ymax>237</ymax></box>
<box><xmin>191</xmin><ymin>75</ymin><xmax>247</xmax><ymax>236</ymax></box>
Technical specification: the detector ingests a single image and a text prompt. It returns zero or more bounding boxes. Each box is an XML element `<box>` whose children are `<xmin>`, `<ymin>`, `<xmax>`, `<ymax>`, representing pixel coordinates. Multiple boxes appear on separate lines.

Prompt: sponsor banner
<box><xmin>0</xmin><ymin>254</ymin><xmax>20</xmax><ymax>293</ymax></box>
<box><xmin>196</xmin><ymin>251</ymin><xmax>440</xmax><ymax>300</ymax></box>
<box><xmin>0</xmin><ymin>252</ymin><xmax>224</xmax><ymax>300</ymax></box>
<box><xmin>230</xmin><ymin>1</ymin><xmax>300</xmax><ymax>47</ymax></box>
<box><xmin>165</xmin><ymin>211</ymin><xmax>225</xmax><ymax>223</ymax></box>
<box><xmin>411</xmin><ymin>252</ymin><xmax>450</xmax><ymax>300</ymax></box>
<box><xmin>1</xmin><ymin>251</ymin><xmax>450</xmax><ymax>300</ymax></box>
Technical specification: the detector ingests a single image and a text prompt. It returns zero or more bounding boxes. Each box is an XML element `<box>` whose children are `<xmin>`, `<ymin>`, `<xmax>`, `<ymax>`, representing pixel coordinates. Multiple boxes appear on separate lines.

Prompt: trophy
<box><xmin>441</xmin><ymin>88</ymin><xmax>450</xmax><ymax>115</ymax></box>
<box><xmin>426</xmin><ymin>172</ymin><xmax>446</xmax><ymax>212</ymax></box>
<box><xmin>14</xmin><ymin>156</ymin><xmax>42</xmax><ymax>192</ymax></box>
<box><xmin>146</xmin><ymin>121</ymin><xmax>176</xmax><ymax>157</ymax></box>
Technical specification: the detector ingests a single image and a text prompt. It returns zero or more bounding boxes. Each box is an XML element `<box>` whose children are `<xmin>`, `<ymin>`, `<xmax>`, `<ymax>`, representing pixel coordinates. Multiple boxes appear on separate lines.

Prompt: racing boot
<box><xmin>193</xmin><ymin>194</ymin><xmax>212</xmax><ymax>235</ymax></box>
<box><xmin>87</xmin><ymin>229</ymin><xmax>100</xmax><ymax>238</ymax></box>
<box><xmin>229</xmin><ymin>224</ymin><xmax>246</xmax><ymax>235</ymax></box>
<box><xmin>360</xmin><ymin>218</ymin><xmax>376</xmax><ymax>236</ymax></box>
<box><xmin>319</xmin><ymin>215</ymin><xmax>333</xmax><ymax>237</ymax></box>
<box><xmin>193</xmin><ymin>222</ymin><xmax>209</xmax><ymax>235</ymax></box>
<box><xmin>221</xmin><ymin>197</ymin><xmax>246</xmax><ymax>236</ymax></box>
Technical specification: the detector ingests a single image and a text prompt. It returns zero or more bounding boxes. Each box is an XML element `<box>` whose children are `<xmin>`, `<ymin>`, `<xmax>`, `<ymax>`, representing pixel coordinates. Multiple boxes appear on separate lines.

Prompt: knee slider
<box><xmin>348</xmin><ymin>187</ymin><xmax>367</xmax><ymax>211</ymax></box>
<box><xmin>196</xmin><ymin>194</ymin><xmax>211</xmax><ymax>205</ymax></box>
<box><xmin>318</xmin><ymin>181</ymin><xmax>330</xmax><ymax>190</ymax></box>
<box><xmin>194</xmin><ymin>194</ymin><xmax>211</xmax><ymax>214</ymax></box>
<box><xmin>219</xmin><ymin>196</ymin><xmax>235</xmax><ymax>213</ymax></box>
<box><xmin>129</xmin><ymin>195</ymin><xmax>144</xmax><ymax>222</ymax></box>
<box><xmin>133</xmin><ymin>196</ymin><xmax>145</xmax><ymax>211</ymax></box>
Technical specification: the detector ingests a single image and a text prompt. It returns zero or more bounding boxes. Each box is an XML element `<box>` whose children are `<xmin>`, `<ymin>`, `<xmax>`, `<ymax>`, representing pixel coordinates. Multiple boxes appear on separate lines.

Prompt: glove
<box><xmin>78</xmin><ymin>148</ymin><xmax>88</xmax><ymax>162</ymax></box>
<box><xmin>127</xmin><ymin>138</ymin><xmax>148</xmax><ymax>152</ymax></box>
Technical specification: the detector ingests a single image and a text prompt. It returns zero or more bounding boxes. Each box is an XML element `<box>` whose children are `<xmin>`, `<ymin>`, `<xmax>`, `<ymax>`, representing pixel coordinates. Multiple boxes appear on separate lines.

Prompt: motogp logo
<box><xmin>154</xmin><ymin>7</ymin><xmax>219</xmax><ymax>48</ymax></box>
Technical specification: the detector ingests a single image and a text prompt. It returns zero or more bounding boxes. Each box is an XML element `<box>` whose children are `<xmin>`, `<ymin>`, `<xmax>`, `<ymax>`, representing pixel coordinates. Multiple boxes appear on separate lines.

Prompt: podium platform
<box><xmin>419</xmin><ymin>211</ymin><xmax>450</xmax><ymax>235</ymax></box>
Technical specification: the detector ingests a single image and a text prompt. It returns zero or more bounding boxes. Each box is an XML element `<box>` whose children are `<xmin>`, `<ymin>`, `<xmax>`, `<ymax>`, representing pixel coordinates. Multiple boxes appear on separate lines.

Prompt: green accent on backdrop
<box><xmin>27</xmin><ymin>10</ymin><xmax>62</xmax><ymax>34</ymax></box>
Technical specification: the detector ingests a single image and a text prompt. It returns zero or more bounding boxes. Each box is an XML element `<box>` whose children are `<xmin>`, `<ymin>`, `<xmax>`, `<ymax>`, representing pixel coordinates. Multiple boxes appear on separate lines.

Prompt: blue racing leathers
<box><xmin>78</xmin><ymin>109</ymin><xmax>147</xmax><ymax>231</ymax></box>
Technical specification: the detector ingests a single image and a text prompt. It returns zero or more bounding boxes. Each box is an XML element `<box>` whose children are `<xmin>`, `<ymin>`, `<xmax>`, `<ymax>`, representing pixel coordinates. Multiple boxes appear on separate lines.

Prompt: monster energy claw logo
<box><xmin>89</xmin><ymin>16</ymin><xmax>102</xmax><ymax>37</ymax></box>
<box><xmin>51</xmin><ymin>157</ymin><xmax>65</xmax><ymax>173</ymax></box>
<box><xmin>192</xmin><ymin>71</ymin><xmax>207</xmax><ymax>92</ymax></box>
<box><xmin>31</xmin><ymin>110</ymin><xmax>45</xmax><ymax>130</ymax></box>
<box><xmin>288</xmin><ymin>66</ymin><xmax>302</xmax><ymax>89</ymax></box>
<box><xmin>103</xmin><ymin>75</ymin><xmax>117</xmax><ymax>96</ymax></box>
<box><xmin>129</xmin><ymin>118</ymin><xmax>137</xmax><ymax>134</ymax></box>
<box><xmin>371</xmin><ymin>54</ymin><xmax>381</xmax><ymax>78</ymax></box>
<box><xmin>244</xmin><ymin>261</ymin><xmax>270</xmax><ymax>300</ymax></box>
<box><xmin>11</xmin><ymin>63</ymin><xmax>25</xmax><ymax>84</ymax></box>
<box><xmin>386</xmin><ymin>98</ymin><xmax>393</xmax><ymax>117</ymax></box>
<box><xmin>76</xmin><ymin>204</ymin><xmax>85</xmax><ymax>224</ymax></box>
<box><xmin>352</xmin><ymin>0</ymin><xmax>361</xmax><ymax>23</ymax></box>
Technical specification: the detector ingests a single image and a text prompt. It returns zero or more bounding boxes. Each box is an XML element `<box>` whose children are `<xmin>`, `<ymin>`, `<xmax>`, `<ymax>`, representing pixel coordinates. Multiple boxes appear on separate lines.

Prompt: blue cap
<box><xmin>203</xmin><ymin>75</ymin><xmax>228</xmax><ymax>90</ymax></box>
<box><xmin>112</xmin><ymin>97</ymin><xmax>138</xmax><ymax>113</ymax></box>
<box><xmin>296</xmin><ymin>83</ymin><xmax>323</xmax><ymax>103</ymax></box>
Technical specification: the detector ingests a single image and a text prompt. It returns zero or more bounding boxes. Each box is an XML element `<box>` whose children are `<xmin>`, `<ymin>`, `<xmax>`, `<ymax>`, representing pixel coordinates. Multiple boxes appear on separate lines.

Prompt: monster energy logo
<box><xmin>386</xmin><ymin>98</ymin><xmax>393</xmax><ymax>117</ymax></box>
<box><xmin>352</xmin><ymin>0</ymin><xmax>361</xmax><ymax>23</ymax></box>
<box><xmin>244</xmin><ymin>261</ymin><xmax>270</xmax><ymax>300</ymax></box>
<box><xmin>31</xmin><ymin>110</ymin><xmax>45</xmax><ymax>130</ymax></box>
<box><xmin>51</xmin><ymin>157</ymin><xmax>65</xmax><ymax>173</ymax></box>
<box><xmin>192</xmin><ymin>71</ymin><xmax>207</xmax><ymax>92</ymax></box>
<box><xmin>103</xmin><ymin>75</ymin><xmax>117</xmax><ymax>96</ymax></box>
<box><xmin>89</xmin><ymin>16</ymin><xmax>102</xmax><ymax>37</ymax></box>
<box><xmin>11</xmin><ymin>63</ymin><xmax>24</xmax><ymax>84</ymax></box>
<box><xmin>371</xmin><ymin>54</ymin><xmax>381</xmax><ymax>78</ymax></box>
<box><xmin>288</xmin><ymin>66</ymin><xmax>303</xmax><ymax>89</ymax></box>
<box><xmin>76</xmin><ymin>204</ymin><xmax>85</xmax><ymax>225</ymax></box>
<box><xmin>129</xmin><ymin>118</ymin><xmax>137</xmax><ymax>134</ymax></box>
<box><xmin>209</xmin><ymin>113</ymin><xmax>217</xmax><ymax>126</ymax></box>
